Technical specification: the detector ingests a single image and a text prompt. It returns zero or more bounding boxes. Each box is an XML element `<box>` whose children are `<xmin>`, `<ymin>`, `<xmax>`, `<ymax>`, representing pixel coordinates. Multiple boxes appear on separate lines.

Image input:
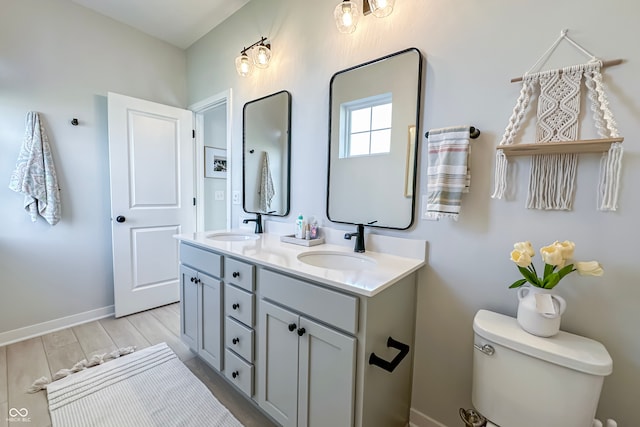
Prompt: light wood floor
<box><xmin>0</xmin><ymin>303</ymin><xmax>276</xmax><ymax>427</ymax></box>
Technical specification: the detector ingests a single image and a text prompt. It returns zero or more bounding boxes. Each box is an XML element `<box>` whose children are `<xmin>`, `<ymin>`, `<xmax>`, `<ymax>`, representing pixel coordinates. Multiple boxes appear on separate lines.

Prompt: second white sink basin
<box><xmin>207</xmin><ymin>232</ymin><xmax>260</xmax><ymax>241</ymax></box>
<box><xmin>297</xmin><ymin>251</ymin><xmax>377</xmax><ymax>271</ymax></box>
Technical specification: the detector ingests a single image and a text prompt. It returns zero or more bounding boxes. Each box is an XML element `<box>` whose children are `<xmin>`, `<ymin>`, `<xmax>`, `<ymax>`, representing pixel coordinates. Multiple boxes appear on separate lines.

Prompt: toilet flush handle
<box><xmin>474</xmin><ymin>343</ymin><xmax>495</xmax><ymax>356</ymax></box>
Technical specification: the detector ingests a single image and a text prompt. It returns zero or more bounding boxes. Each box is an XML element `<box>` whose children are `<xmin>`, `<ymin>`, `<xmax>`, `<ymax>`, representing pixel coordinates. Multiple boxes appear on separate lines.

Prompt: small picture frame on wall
<box><xmin>205</xmin><ymin>147</ymin><xmax>227</xmax><ymax>178</ymax></box>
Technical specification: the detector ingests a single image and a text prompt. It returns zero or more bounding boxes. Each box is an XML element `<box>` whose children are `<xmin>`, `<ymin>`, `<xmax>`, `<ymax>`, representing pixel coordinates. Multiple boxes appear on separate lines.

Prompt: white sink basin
<box><xmin>297</xmin><ymin>251</ymin><xmax>377</xmax><ymax>271</ymax></box>
<box><xmin>206</xmin><ymin>232</ymin><xmax>260</xmax><ymax>241</ymax></box>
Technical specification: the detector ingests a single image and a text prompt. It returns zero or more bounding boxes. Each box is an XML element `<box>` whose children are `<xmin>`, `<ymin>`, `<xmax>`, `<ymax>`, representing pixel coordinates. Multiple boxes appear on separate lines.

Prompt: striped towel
<box><xmin>425</xmin><ymin>126</ymin><xmax>471</xmax><ymax>220</ymax></box>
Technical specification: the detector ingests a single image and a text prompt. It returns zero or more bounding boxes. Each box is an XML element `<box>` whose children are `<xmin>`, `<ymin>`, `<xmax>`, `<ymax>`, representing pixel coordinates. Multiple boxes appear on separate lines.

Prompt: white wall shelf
<box><xmin>498</xmin><ymin>137</ymin><xmax>624</xmax><ymax>157</ymax></box>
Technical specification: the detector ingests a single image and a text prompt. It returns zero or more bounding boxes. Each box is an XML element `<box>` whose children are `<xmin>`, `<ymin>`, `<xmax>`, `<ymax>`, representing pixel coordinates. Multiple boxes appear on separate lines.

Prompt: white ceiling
<box><xmin>71</xmin><ymin>0</ymin><xmax>250</xmax><ymax>49</ymax></box>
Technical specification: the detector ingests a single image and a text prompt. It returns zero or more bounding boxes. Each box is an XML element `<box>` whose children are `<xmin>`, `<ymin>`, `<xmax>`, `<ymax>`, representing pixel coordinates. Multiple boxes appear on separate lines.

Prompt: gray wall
<box><xmin>187</xmin><ymin>1</ymin><xmax>639</xmax><ymax>425</ymax></box>
<box><xmin>0</xmin><ymin>1</ymin><xmax>186</xmax><ymax>332</ymax></box>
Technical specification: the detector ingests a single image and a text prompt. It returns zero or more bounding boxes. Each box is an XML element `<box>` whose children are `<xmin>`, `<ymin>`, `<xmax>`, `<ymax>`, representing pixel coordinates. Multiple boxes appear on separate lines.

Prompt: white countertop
<box><xmin>174</xmin><ymin>229</ymin><xmax>426</xmax><ymax>297</ymax></box>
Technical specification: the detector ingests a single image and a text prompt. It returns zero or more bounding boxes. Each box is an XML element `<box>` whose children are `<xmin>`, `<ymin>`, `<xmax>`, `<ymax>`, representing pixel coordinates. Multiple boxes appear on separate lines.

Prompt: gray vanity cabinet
<box><xmin>259</xmin><ymin>299</ymin><xmax>356</xmax><ymax>427</ymax></box>
<box><xmin>178</xmin><ymin>239</ymin><xmax>418</xmax><ymax>427</ymax></box>
<box><xmin>179</xmin><ymin>243</ymin><xmax>223</xmax><ymax>371</ymax></box>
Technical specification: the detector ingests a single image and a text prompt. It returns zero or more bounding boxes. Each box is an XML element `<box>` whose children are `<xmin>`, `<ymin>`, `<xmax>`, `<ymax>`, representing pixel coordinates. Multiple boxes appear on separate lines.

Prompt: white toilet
<box><xmin>471</xmin><ymin>309</ymin><xmax>613</xmax><ymax>427</ymax></box>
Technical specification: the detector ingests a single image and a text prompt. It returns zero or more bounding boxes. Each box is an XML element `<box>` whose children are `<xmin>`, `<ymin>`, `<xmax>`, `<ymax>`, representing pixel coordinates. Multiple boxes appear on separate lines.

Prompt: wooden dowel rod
<box><xmin>510</xmin><ymin>59</ymin><xmax>624</xmax><ymax>83</ymax></box>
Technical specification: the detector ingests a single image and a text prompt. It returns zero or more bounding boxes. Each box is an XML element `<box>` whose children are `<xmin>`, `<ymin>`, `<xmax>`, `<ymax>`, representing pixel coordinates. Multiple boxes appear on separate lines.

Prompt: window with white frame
<box><xmin>339</xmin><ymin>93</ymin><xmax>392</xmax><ymax>158</ymax></box>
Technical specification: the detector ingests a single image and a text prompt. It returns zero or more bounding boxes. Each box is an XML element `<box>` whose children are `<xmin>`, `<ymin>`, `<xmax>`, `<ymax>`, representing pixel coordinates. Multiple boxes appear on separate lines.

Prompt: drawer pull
<box><xmin>369</xmin><ymin>337</ymin><xmax>410</xmax><ymax>373</ymax></box>
<box><xmin>232</xmin><ymin>370</ymin><xmax>239</xmax><ymax>379</ymax></box>
<box><xmin>232</xmin><ymin>271</ymin><xmax>240</xmax><ymax>278</ymax></box>
<box><xmin>297</xmin><ymin>327</ymin><xmax>306</xmax><ymax>337</ymax></box>
<box><xmin>232</xmin><ymin>337</ymin><xmax>240</xmax><ymax>345</ymax></box>
<box><xmin>190</xmin><ymin>277</ymin><xmax>195</xmax><ymax>282</ymax></box>
<box><xmin>288</xmin><ymin>323</ymin><xmax>297</xmax><ymax>332</ymax></box>
<box><xmin>232</xmin><ymin>303</ymin><xmax>240</xmax><ymax>310</ymax></box>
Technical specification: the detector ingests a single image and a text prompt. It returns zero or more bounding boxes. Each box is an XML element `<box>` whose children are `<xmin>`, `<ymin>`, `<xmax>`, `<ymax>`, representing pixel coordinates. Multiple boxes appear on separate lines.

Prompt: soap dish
<box><xmin>280</xmin><ymin>234</ymin><xmax>325</xmax><ymax>247</ymax></box>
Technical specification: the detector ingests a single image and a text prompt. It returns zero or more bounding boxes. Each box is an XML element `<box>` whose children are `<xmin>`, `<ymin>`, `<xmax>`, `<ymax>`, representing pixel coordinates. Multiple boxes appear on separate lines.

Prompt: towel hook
<box><xmin>70</xmin><ymin>118</ymin><xmax>79</xmax><ymax>126</ymax></box>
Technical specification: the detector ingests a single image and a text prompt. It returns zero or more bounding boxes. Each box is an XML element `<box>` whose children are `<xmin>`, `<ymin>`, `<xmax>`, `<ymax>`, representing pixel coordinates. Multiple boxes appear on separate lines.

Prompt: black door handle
<box><xmin>288</xmin><ymin>323</ymin><xmax>297</xmax><ymax>332</ymax></box>
<box><xmin>116</xmin><ymin>215</ymin><xmax>126</xmax><ymax>223</ymax></box>
<box><xmin>297</xmin><ymin>327</ymin><xmax>306</xmax><ymax>336</ymax></box>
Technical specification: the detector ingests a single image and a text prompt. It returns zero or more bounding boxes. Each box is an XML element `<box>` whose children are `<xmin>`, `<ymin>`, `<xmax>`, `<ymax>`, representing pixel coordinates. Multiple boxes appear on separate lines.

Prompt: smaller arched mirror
<box><xmin>327</xmin><ymin>48</ymin><xmax>423</xmax><ymax>229</ymax></box>
<box><xmin>243</xmin><ymin>90</ymin><xmax>292</xmax><ymax>216</ymax></box>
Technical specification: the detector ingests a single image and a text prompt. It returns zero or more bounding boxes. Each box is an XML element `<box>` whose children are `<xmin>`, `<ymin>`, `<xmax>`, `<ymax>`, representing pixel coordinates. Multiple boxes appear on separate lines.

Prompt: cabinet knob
<box><xmin>288</xmin><ymin>323</ymin><xmax>297</xmax><ymax>332</ymax></box>
<box><xmin>297</xmin><ymin>327</ymin><xmax>306</xmax><ymax>337</ymax></box>
<box><xmin>190</xmin><ymin>277</ymin><xmax>195</xmax><ymax>282</ymax></box>
<box><xmin>232</xmin><ymin>271</ymin><xmax>240</xmax><ymax>278</ymax></box>
<box><xmin>232</xmin><ymin>303</ymin><xmax>240</xmax><ymax>310</ymax></box>
<box><xmin>232</xmin><ymin>337</ymin><xmax>240</xmax><ymax>345</ymax></box>
<box><xmin>232</xmin><ymin>370</ymin><xmax>239</xmax><ymax>379</ymax></box>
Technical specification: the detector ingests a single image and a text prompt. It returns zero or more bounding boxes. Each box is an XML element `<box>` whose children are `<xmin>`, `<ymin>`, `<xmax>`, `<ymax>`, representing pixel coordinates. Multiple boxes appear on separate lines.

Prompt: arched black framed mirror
<box><xmin>243</xmin><ymin>90</ymin><xmax>292</xmax><ymax>217</ymax></box>
<box><xmin>327</xmin><ymin>48</ymin><xmax>423</xmax><ymax>229</ymax></box>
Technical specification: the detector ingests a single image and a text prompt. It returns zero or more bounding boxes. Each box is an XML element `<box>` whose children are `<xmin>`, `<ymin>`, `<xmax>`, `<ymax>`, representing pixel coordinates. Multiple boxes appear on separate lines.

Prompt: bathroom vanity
<box><xmin>174</xmin><ymin>229</ymin><xmax>425</xmax><ymax>427</ymax></box>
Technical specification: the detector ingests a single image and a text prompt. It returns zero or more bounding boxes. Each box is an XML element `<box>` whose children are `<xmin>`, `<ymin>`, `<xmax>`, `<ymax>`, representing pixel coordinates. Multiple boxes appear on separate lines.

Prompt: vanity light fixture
<box><xmin>334</xmin><ymin>0</ymin><xmax>395</xmax><ymax>33</ymax></box>
<box><xmin>334</xmin><ymin>1</ymin><xmax>360</xmax><ymax>34</ymax></box>
<box><xmin>235</xmin><ymin>36</ymin><xmax>272</xmax><ymax>77</ymax></box>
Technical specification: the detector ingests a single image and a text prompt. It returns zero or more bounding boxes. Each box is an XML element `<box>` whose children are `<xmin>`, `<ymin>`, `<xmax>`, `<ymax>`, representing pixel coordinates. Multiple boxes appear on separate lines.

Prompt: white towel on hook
<box><xmin>258</xmin><ymin>151</ymin><xmax>275</xmax><ymax>212</ymax></box>
<box><xmin>9</xmin><ymin>112</ymin><xmax>61</xmax><ymax>225</ymax></box>
<box><xmin>425</xmin><ymin>126</ymin><xmax>471</xmax><ymax>221</ymax></box>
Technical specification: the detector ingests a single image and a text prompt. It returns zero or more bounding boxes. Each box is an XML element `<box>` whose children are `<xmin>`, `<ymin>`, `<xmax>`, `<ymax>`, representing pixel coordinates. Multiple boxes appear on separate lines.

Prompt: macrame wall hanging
<box><xmin>492</xmin><ymin>30</ymin><xmax>624</xmax><ymax>211</ymax></box>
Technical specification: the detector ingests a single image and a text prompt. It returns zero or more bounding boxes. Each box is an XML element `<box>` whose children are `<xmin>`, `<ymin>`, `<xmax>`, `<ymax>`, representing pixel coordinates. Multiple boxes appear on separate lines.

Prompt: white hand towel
<box><xmin>425</xmin><ymin>126</ymin><xmax>471</xmax><ymax>221</ymax></box>
<box><xmin>258</xmin><ymin>151</ymin><xmax>275</xmax><ymax>212</ymax></box>
<box><xmin>9</xmin><ymin>112</ymin><xmax>61</xmax><ymax>225</ymax></box>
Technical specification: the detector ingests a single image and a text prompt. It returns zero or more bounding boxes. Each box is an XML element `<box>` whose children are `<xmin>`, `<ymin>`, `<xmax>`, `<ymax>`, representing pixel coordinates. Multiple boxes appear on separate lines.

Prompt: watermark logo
<box><xmin>7</xmin><ymin>407</ymin><xmax>31</xmax><ymax>423</ymax></box>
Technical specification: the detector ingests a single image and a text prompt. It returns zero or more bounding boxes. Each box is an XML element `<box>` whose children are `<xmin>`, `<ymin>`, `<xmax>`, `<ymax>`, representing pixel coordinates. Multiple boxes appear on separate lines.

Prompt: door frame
<box><xmin>189</xmin><ymin>89</ymin><xmax>233</xmax><ymax>231</ymax></box>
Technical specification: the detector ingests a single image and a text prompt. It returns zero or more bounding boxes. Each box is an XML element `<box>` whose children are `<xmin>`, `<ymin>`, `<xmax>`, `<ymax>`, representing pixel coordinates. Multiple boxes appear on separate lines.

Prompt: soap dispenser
<box><xmin>295</xmin><ymin>213</ymin><xmax>304</xmax><ymax>239</ymax></box>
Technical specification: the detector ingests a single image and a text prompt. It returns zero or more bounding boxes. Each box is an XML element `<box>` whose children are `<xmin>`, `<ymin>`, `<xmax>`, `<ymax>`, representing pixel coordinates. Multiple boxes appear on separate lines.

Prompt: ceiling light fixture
<box><xmin>334</xmin><ymin>0</ymin><xmax>395</xmax><ymax>33</ymax></box>
<box><xmin>235</xmin><ymin>36</ymin><xmax>271</xmax><ymax>77</ymax></box>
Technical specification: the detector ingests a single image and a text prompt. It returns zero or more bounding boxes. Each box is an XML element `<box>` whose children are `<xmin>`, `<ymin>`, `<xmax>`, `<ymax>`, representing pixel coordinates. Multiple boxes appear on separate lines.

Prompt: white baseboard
<box><xmin>410</xmin><ymin>407</ymin><xmax>449</xmax><ymax>427</ymax></box>
<box><xmin>0</xmin><ymin>305</ymin><xmax>115</xmax><ymax>347</ymax></box>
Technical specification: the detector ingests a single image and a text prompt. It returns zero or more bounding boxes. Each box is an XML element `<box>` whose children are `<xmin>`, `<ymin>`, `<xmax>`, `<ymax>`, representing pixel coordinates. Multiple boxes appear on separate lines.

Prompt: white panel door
<box><xmin>108</xmin><ymin>92</ymin><xmax>194</xmax><ymax>317</ymax></box>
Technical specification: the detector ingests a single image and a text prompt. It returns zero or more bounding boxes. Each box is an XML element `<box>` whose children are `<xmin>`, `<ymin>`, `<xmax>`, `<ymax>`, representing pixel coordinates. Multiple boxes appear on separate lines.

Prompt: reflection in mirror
<box><xmin>243</xmin><ymin>90</ymin><xmax>291</xmax><ymax>216</ymax></box>
<box><xmin>327</xmin><ymin>48</ymin><xmax>422</xmax><ymax>229</ymax></box>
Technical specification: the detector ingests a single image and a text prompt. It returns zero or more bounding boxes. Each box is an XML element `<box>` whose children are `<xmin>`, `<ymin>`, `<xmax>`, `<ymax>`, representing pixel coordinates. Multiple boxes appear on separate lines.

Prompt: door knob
<box><xmin>116</xmin><ymin>215</ymin><xmax>126</xmax><ymax>223</ymax></box>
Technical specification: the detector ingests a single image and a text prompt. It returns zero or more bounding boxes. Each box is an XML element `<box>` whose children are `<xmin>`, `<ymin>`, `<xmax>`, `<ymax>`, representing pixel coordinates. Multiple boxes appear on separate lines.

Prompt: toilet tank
<box><xmin>472</xmin><ymin>310</ymin><xmax>612</xmax><ymax>427</ymax></box>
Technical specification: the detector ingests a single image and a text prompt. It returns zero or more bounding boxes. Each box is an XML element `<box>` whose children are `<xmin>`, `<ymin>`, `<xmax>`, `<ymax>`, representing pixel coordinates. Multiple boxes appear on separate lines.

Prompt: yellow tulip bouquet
<box><xmin>509</xmin><ymin>241</ymin><xmax>604</xmax><ymax>289</ymax></box>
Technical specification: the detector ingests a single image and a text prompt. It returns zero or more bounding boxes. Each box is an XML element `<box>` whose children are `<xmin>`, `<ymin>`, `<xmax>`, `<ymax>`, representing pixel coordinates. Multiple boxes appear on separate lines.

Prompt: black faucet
<box><xmin>344</xmin><ymin>223</ymin><xmax>365</xmax><ymax>253</ymax></box>
<box><xmin>243</xmin><ymin>213</ymin><xmax>263</xmax><ymax>234</ymax></box>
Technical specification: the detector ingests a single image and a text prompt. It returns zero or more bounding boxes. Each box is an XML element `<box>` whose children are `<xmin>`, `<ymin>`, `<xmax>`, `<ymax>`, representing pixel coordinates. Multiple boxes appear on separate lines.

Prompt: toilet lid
<box><xmin>473</xmin><ymin>310</ymin><xmax>612</xmax><ymax>376</ymax></box>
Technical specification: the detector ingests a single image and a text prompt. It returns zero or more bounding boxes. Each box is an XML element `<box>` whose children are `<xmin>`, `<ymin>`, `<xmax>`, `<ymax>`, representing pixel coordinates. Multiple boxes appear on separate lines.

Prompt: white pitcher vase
<box><xmin>516</xmin><ymin>286</ymin><xmax>567</xmax><ymax>337</ymax></box>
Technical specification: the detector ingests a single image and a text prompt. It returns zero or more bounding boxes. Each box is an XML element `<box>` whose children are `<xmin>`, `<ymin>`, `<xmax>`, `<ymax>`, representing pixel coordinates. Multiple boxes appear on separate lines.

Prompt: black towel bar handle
<box><xmin>368</xmin><ymin>336</ymin><xmax>410</xmax><ymax>373</ymax></box>
<box><xmin>425</xmin><ymin>126</ymin><xmax>480</xmax><ymax>139</ymax></box>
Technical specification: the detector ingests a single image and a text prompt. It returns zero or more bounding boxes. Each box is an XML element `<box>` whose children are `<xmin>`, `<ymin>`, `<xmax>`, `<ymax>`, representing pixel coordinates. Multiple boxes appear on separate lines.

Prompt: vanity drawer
<box><xmin>225</xmin><ymin>284</ymin><xmax>255</xmax><ymax>327</ymax></box>
<box><xmin>180</xmin><ymin>243</ymin><xmax>222</xmax><ymax>278</ymax></box>
<box><xmin>225</xmin><ymin>317</ymin><xmax>254</xmax><ymax>362</ymax></box>
<box><xmin>259</xmin><ymin>269</ymin><xmax>359</xmax><ymax>334</ymax></box>
<box><xmin>224</xmin><ymin>257</ymin><xmax>255</xmax><ymax>291</ymax></box>
<box><xmin>224</xmin><ymin>348</ymin><xmax>254</xmax><ymax>397</ymax></box>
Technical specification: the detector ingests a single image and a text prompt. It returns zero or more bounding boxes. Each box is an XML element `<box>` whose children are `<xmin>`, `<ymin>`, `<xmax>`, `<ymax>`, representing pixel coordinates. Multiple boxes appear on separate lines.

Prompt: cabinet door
<box><xmin>179</xmin><ymin>264</ymin><xmax>198</xmax><ymax>350</ymax></box>
<box><xmin>298</xmin><ymin>317</ymin><xmax>356</xmax><ymax>427</ymax></box>
<box><xmin>199</xmin><ymin>272</ymin><xmax>223</xmax><ymax>371</ymax></box>
<box><xmin>259</xmin><ymin>300</ymin><xmax>300</xmax><ymax>427</ymax></box>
